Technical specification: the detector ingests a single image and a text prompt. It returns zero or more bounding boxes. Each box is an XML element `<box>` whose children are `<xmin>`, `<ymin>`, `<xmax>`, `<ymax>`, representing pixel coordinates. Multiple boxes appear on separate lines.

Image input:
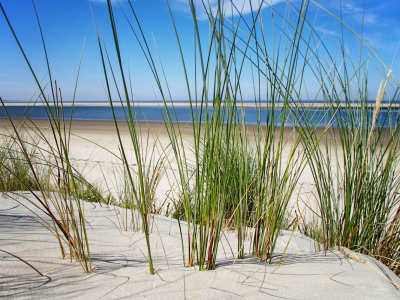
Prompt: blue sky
<box><xmin>1</xmin><ymin>0</ymin><xmax>399</xmax><ymax>102</ymax></box>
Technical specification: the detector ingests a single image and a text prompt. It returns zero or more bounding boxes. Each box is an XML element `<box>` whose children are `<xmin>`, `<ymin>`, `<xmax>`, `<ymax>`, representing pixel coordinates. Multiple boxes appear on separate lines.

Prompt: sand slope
<box><xmin>1</xmin><ymin>194</ymin><xmax>399</xmax><ymax>299</ymax></box>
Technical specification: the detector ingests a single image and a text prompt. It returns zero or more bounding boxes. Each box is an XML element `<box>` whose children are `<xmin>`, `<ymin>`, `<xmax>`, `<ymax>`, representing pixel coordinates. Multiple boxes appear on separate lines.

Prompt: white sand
<box><xmin>1</xmin><ymin>193</ymin><xmax>399</xmax><ymax>299</ymax></box>
<box><xmin>0</xmin><ymin>119</ymin><xmax>317</xmax><ymax>212</ymax></box>
<box><xmin>0</xmin><ymin>119</ymin><xmax>176</xmax><ymax>207</ymax></box>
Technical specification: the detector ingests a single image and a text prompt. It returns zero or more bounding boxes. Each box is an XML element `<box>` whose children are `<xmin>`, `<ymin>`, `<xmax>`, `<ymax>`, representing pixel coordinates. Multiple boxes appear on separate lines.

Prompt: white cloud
<box><xmin>314</xmin><ymin>25</ymin><xmax>340</xmax><ymax>37</ymax></box>
<box><xmin>89</xmin><ymin>0</ymin><xmax>128</xmax><ymax>4</ymax></box>
<box><xmin>170</xmin><ymin>0</ymin><xmax>287</xmax><ymax>18</ymax></box>
<box><xmin>326</xmin><ymin>0</ymin><xmax>379</xmax><ymax>26</ymax></box>
<box><xmin>219</xmin><ymin>0</ymin><xmax>287</xmax><ymax>16</ymax></box>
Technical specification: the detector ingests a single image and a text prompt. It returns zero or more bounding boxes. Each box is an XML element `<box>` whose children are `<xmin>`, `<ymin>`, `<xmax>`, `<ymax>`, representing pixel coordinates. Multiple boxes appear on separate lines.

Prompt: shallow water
<box><xmin>1</xmin><ymin>104</ymin><xmax>399</xmax><ymax>128</ymax></box>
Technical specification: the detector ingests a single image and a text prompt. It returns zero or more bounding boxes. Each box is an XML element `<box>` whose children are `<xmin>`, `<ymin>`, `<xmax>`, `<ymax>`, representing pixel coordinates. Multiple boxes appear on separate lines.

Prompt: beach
<box><xmin>0</xmin><ymin>118</ymin><xmax>317</xmax><ymax>210</ymax></box>
<box><xmin>1</xmin><ymin>118</ymin><xmax>400</xmax><ymax>299</ymax></box>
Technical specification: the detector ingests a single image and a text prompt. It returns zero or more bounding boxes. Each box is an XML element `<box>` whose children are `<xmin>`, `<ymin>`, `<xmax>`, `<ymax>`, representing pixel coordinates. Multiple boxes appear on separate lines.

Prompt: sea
<box><xmin>0</xmin><ymin>102</ymin><xmax>399</xmax><ymax>128</ymax></box>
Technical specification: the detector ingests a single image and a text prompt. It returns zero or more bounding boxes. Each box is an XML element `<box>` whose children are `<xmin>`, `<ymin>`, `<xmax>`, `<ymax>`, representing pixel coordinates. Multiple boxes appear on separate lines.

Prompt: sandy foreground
<box><xmin>1</xmin><ymin>194</ymin><xmax>400</xmax><ymax>299</ymax></box>
<box><xmin>1</xmin><ymin>119</ymin><xmax>400</xmax><ymax>299</ymax></box>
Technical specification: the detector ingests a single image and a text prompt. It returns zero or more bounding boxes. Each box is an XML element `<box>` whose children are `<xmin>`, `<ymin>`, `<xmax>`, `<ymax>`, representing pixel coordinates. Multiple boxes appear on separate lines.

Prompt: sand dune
<box><xmin>1</xmin><ymin>194</ymin><xmax>400</xmax><ymax>299</ymax></box>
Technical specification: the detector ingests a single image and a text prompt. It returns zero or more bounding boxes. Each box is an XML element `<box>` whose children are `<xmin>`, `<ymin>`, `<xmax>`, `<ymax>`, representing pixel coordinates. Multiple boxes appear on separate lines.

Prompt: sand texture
<box><xmin>1</xmin><ymin>194</ymin><xmax>400</xmax><ymax>299</ymax></box>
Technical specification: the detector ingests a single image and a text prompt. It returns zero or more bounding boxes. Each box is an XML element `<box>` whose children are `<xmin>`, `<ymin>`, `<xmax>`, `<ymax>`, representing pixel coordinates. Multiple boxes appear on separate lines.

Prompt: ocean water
<box><xmin>0</xmin><ymin>105</ymin><xmax>398</xmax><ymax>128</ymax></box>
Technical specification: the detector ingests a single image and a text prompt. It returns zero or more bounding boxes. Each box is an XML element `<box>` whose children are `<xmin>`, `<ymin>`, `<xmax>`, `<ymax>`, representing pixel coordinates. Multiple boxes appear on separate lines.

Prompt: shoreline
<box><xmin>2</xmin><ymin>101</ymin><xmax>399</xmax><ymax>109</ymax></box>
<box><xmin>0</xmin><ymin>117</ymin><xmax>329</xmax><ymax>133</ymax></box>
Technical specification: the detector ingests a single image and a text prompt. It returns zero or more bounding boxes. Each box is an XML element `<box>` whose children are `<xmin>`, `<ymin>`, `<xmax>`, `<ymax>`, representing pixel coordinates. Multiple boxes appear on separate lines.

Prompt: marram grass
<box><xmin>1</xmin><ymin>0</ymin><xmax>400</xmax><ymax>278</ymax></box>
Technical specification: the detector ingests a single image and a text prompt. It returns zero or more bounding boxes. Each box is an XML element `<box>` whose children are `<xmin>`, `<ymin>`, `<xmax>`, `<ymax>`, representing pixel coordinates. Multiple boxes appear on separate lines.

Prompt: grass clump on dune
<box><xmin>108</xmin><ymin>0</ymin><xmax>315</xmax><ymax>269</ymax></box>
<box><xmin>0</xmin><ymin>100</ymin><xmax>93</xmax><ymax>273</ymax></box>
<box><xmin>291</xmin><ymin>15</ymin><xmax>400</xmax><ymax>273</ymax></box>
<box><xmin>298</xmin><ymin>72</ymin><xmax>400</xmax><ymax>275</ymax></box>
<box><xmin>0</xmin><ymin>134</ymin><xmax>47</xmax><ymax>192</ymax></box>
